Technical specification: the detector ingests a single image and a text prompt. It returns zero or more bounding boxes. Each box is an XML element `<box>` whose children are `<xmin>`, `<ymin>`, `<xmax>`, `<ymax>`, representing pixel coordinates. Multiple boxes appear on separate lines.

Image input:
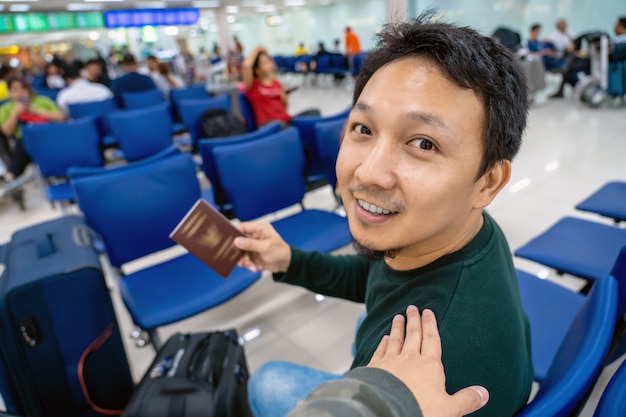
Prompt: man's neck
<box><xmin>384</xmin><ymin>211</ymin><xmax>485</xmax><ymax>271</ymax></box>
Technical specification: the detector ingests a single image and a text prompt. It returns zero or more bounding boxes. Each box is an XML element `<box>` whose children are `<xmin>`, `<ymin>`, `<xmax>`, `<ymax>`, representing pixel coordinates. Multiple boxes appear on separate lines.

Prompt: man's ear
<box><xmin>473</xmin><ymin>160</ymin><xmax>511</xmax><ymax>209</ymax></box>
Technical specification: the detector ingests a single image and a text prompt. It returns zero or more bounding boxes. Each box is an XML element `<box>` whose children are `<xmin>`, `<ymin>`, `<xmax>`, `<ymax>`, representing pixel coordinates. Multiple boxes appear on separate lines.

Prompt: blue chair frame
<box><xmin>71</xmin><ymin>153</ymin><xmax>260</xmax><ymax>348</ymax></box>
<box><xmin>122</xmin><ymin>89</ymin><xmax>165</xmax><ymax>109</ymax></box>
<box><xmin>314</xmin><ymin>117</ymin><xmax>346</xmax><ymax>191</ymax></box>
<box><xmin>238</xmin><ymin>92</ymin><xmax>257</xmax><ymax>132</ymax></box>
<box><xmin>516</xmin><ymin>274</ymin><xmax>618</xmax><ymax>417</ymax></box>
<box><xmin>106</xmin><ymin>102</ymin><xmax>174</xmax><ymax>161</ymax></box>
<box><xmin>291</xmin><ymin>107</ymin><xmax>350</xmax><ymax>186</ymax></box>
<box><xmin>178</xmin><ymin>94</ymin><xmax>231</xmax><ymax>150</ymax></box>
<box><xmin>212</xmin><ymin>127</ymin><xmax>353</xmax><ymax>252</ymax></box>
<box><xmin>199</xmin><ymin>121</ymin><xmax>281</xmax><ymax>212</ymax></box>
<box><xmin>68</xmin><ymin>97</ymin><xmax>118</xmax><ymax>147</ymax></box>
<box><xmin>593</xmin><ymin>356</ymin><xmax>626</xmax><ymax>416</ymax></box>
<box><xmin>22</xmin><ymin>117</ymin><xmax>103</xmax><ymax>206</ymax></box>
<box><xmin>575</xmin><ymin>181</ymin><xmax>626</xmax><ymax>223</ymax></box>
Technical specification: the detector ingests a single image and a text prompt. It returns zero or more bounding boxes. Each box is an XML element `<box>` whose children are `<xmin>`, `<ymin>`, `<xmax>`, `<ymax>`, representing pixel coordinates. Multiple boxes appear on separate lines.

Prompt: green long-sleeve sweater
<box><xmin>275</xmin><ymin>212</ymin><xmax>533</xmax><ymax>417</ymax></box>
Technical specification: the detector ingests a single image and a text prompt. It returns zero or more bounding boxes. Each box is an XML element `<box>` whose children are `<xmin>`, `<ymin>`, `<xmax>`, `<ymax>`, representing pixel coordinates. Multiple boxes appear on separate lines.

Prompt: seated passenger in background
<box><xmin>294</xmin><ymin>42</ymin><xmax>308</xmax><ymax>56</ymax></box>
<box><xmin>236</xmin><ymin>14</ymin><xmax>532</xmax><ymax>417</ymax></box>
<box><xmin>525</xmin><ymin>23</ymin><xmax>561</xmax><ymax>69</ymax></box>
<box><xmin>0</xmin><ymin>78</ymin><xmax>65</xmax><ymax>183</ymax></box>
<box><xmin>56</xmin><ymin>65</ymin><xmax>112</xmax><ymax>115</ymax></box>
<box><xmin>155</xmin><ymin>62</ymin><xmax>186</xmax><ymax>99</ymax></box>
<box><xmin>611</xmin><ymin>16</ymin><xmax>626</xmax><ymax>60</ymax></box>
<box><xmin>43</xmin><ymin>63</ymin><xmax>66</xmax><ymax>89</ymax></box>
<box><xmin>242</xmin><ymin>47</ymin><xmax>319</xmax><ymax>127</ymax></box>
<box><xmin>110</xmin><ymin>53</ymin><xmax>157</xmax><ymax>108</ymax></box>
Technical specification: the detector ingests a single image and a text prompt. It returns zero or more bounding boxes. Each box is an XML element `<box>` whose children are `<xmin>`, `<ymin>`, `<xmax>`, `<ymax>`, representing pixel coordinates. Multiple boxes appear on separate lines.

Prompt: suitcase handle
<box><xmin>72</xmin><ymin>225</ymin><xmax>94</xmax><ymax>248</ymax></box>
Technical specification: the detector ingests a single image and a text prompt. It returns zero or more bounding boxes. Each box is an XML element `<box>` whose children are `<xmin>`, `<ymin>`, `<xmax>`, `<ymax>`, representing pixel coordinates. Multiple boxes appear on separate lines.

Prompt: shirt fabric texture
<box><xmin>245</xmin><ymin>78</ymin><xmax>290</xmax><ymax>126</ymax></box>
<box><xmin>0</xmin><ymin>96</ymin><xmax>60</xmax><ymax>139</ymax></box>
<box><xmin>274</xmin><ymin>211</ymin><xmax>533</xmax><ymax>417</ymax></box>
<box><xmin>111</xmin><ymin>71</ymin><xmax>157</xmax><ymax>108</ymax></box>
<box><xmin>56</xmin><ymin>79</ymin><xmax>113</xmax><ymax>114</ymax></box>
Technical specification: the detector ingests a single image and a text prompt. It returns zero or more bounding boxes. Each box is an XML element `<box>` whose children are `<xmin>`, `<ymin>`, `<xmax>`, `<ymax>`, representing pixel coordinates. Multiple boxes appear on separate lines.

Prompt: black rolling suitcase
<box><xmin>122</xmin><ymin>331</ymin><xmax>252</xmax><ymax>417</ymax></box>
<box><xmin>0</xmin><ymin>215</ymin><xmax>134</xmax><ymax>416</ymax></box>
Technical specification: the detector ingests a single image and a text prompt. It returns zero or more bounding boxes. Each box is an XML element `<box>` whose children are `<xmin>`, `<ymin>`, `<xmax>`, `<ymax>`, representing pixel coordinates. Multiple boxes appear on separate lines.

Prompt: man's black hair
<box><xmin>353</xmin><ymin>13</ymin><xmax>528</xmax><ymax>178</ymax></box>
<box><xmin>530</xmin><ymin>23</ymin><xmax>541</xmax><ymax>32</ymax></box>
<box><xmin>618</xmin><ymin>16</ymin><xmax>626</xmax><ymax>29</ymax></box>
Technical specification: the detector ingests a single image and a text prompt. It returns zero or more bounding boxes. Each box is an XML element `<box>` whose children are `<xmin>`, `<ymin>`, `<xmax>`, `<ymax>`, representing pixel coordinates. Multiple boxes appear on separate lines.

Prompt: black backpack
<box><xmin>201</xmin><ymin>108</ymin><xmax>248</xmax><ymax>138</ymax></box>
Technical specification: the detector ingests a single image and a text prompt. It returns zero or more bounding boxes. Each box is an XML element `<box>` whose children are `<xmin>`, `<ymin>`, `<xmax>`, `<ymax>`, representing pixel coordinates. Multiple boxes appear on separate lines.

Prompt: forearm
<box><xmin>1</xmin><ymin>111</ymin><xmax>20</xmax><ymax>137</ymax></box>
<box><xmin>32</xmin><ymin>108</ymin><xmax>66</xmax><ymax>122</ymax></box>
<box><xmin>287</xmin><ymin>368</ymin><xmax>422</xmax><ymax>417</ymax></box>
<box><xmin>274</xmin><ymin>247</ymin><xmax>369</xmax><ymax>302</ymax></box>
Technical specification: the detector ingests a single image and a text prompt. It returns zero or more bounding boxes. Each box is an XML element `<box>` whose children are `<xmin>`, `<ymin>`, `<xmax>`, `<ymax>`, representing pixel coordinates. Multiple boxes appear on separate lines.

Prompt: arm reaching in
<box><xmin>368</xmin><ymin>305</ymin><xmax>488</xmax><ymax>417</ymax></box>
<box><xmin>233</xmin><ymin>221</ymin><xmax>291</xmax><ymax>273</ymax></box>
<box><xmin>287</xmin><ymin>306</ymin><xmax>488</xmax><ymax>417</ymax></box>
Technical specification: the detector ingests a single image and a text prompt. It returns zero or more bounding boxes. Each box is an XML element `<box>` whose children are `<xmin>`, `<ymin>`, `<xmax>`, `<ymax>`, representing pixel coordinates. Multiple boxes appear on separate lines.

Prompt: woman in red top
<box><xmin>243</xmin><ymin>47</ymin><xmax>319</xmax><ymax>127</ymax></box>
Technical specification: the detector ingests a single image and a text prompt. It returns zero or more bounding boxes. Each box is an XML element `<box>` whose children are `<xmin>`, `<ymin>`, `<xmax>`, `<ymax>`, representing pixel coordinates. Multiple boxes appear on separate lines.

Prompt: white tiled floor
<box><xmin>1</xmin><ymin>79</ymin><xmax>624</xmax><ymax>415</ymax></box>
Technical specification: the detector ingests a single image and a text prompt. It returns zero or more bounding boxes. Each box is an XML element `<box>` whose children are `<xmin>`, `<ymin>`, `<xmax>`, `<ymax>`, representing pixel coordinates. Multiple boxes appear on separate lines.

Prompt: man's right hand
<box><xmin>233</xmin><ymin>221</ymin><xmax>291</xmax><ymax>273</ymax></box>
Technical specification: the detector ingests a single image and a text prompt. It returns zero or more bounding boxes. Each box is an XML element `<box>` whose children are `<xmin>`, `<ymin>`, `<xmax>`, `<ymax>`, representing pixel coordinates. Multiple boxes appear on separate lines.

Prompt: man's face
<box><xmin>146</xmin><ymin>58</ymin><xmax>158</xmax><ymax>72</ymax></box>
<box><xmin>336</xmin><ymin>57</ymin><xmax>489</xmax><ymax>269</ymax></box>
<box><xmin>557</xmin><ymin>20</ymin><xmax>567</xmax><ymax>32</ymax></box>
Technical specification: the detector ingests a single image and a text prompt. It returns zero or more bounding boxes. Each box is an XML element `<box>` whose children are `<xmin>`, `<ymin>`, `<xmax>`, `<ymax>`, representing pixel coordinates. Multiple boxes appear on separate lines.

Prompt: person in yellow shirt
<box><xmin>294</xmin><ymin>43</ymin><xmax>308</xmax><ymax>56</ymax></box>
<box><xmin>0</xmin><ymin>65</ymin><xmax>16</xmax><ymax>101</ymax></box>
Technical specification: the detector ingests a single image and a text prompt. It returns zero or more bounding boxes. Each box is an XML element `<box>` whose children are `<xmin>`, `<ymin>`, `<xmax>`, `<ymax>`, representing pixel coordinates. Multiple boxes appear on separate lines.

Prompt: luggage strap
<box><xmin>78</xmin><ymin>323</ymin><xmax>124</xmax><ymax>415</ymax></box>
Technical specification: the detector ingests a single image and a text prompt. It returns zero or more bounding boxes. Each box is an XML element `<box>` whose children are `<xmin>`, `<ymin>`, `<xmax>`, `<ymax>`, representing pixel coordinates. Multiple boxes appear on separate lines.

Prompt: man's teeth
<box><xmin>357</xmin><ymin>199</ymin><xmax>395</xmax><ymax>215</ymax></box>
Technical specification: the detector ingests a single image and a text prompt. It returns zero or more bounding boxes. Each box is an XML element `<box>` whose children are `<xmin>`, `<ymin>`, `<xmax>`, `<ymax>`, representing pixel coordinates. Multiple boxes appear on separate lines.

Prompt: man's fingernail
<box><xmin>423</xmin><ymin>309</ymin><xmax>434</xmax><ymax>317</ymax></box>
<box><xmin>406</xmin><ymin>305</ymin><xmax>418</xmax><ymax>313</ymax></box>
<box><xmin>234</xmin><ymin>237</ymin><xmax>243</xmax><ymax>247</ymax></box>
<box><xmin>393</xmin><ymin>314</ymin><xmax>404</xmax><ymax>322</ymax></box>
<box><xmin>471</xmin><ymin>386</ymin><xmax>489</xmax><ymax>405</ymax></box>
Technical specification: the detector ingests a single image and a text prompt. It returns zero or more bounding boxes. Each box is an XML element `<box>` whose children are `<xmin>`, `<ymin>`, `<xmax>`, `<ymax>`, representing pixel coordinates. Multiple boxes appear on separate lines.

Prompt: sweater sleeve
<box><xmin>286</xmin><ymin>367</ymin><xmax>422</xmax><ymax>417</ymax></box>
<box><xmin>274</xmin><ymin>247</ymin><xmax>370</xmax><ymax>303</ymax></box>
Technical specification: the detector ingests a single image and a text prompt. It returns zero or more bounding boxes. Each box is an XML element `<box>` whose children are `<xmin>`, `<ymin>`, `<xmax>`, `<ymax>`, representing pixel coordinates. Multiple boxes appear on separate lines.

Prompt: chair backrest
<box><xmin>238</xmin><ymin>92</ymin><xmax>257</xmax><ymax>131</ymax></box>
<box><xmin>169</xmin><ymin>84</ymin><xmax>209</xmax><ymax>118</ymax></box>
<box><xmin>291</xmin><ymin>107</ymin><xmax>350</xmax><ymax>184</ymax></box>
<box><xmin>314</xmin><ymin>117</ymin><xmax>346</xmax><ymax>189</ymax></box>
<box><xmin>516</xmin><ymin>274</ymin><xmax>618</xmax><ymax>416</ymax></box>
<box><xmin>199</xmin><ymin>121</ymin><xmax>281</xmax><ymax>209</ymax></box>
<box><xmin>22</xmin><ymin>117</ymin><xmax>103</xmax><ymax>178</ymax></box>
<box><xmin>351</xmin><ymin>52</ymin><xmax>368</xmax><ymax>76</ymax></box>
<box><xmin>212</xmin><ymin>127</ymin><xmax>306</xmax><ymax>221</ymax></box>
<box><xmin>593</xmin><ymin>357</ymin><xmax>626</xmax><ymax>417</ymax></box>
<box><xmin>67</xmin><ymin>97</ymin><xmax>118</xmax><ymax>139</ymax></box>
<box><xmin>107</xmin><ymin>102</ymin><xmax>173</xmax><ymax>161</ymax></box>
<box><xmin>122</xmin><ymin>89</ymin><xmax>165</xmax><ymax>109</ymax></box>
<box><xmin>72</xmin><ymin>153</ymin><xmax>201</xmax><ymax>268</ymax></box>
<box><xmin>610</xmin><ymin>246</ymin><xmax>626</xmax><ymax>320</ymax></box>
<box><xmin>68</xmin><ymin>145</ymin><xmax>181</xmax><ymax>179</ymax></box>
<box><xmin>178</xmin><ymin>94</ymin><xmax>231</xmax><ymax>147</ymax></box>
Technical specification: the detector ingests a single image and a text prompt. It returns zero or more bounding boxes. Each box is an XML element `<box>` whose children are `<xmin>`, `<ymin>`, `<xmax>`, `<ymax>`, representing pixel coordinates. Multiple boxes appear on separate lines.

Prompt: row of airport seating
<box><xmin>512</xmin><ymin>180</ymin><xmax>626</xmax><ymax>416</ymax></box>
<box><xmin>19</xmin><ymin>91</ymin><xmax>354</xmax><ymax>352</ymax></box>
<box><xmin>273</xmin><ymin>52</ymin><xmax>368</xmax><ymax>78</ymax></box>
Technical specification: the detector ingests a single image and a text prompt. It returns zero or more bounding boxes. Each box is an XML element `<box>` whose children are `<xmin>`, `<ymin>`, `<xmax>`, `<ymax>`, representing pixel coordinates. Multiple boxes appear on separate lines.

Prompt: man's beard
<box><xmin>353</xmin><ymin>240</ymin><xmax>401</xmax><ymax>260</ymax></box>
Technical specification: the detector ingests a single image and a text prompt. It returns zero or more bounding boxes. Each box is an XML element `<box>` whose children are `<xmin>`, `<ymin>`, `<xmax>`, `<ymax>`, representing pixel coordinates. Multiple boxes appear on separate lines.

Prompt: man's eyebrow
<box><xmin>354</xmin><ymin>101</ymin><xmax>449</xmax><ymax>131</ymax></box>
<box><xmin>406</xmin><ymin>111</ymin><xmax>447</xmax><ymax>130</ymax></box>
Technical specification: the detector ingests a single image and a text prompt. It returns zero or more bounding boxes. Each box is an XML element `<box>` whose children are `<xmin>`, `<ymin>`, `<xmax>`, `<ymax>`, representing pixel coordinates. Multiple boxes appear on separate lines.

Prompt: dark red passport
<box><xmin>170</xmin><ymin>199</ymin><xmax>244</xmax><ymax>278</ymax></box>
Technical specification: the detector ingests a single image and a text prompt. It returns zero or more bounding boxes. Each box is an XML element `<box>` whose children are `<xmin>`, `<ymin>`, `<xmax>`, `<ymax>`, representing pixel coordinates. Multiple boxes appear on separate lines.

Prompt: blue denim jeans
<box><xmin>248</xmin><ymin>360</ymin><xmax>343</xmax><ymax>417</ymax></box>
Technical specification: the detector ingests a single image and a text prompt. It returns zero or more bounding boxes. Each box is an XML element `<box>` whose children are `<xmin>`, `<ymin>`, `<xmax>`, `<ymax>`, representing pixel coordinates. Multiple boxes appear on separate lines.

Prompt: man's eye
<box><xmin>354</xmin><ymin>124</ymin><xmax>372</xmax><ymax>135</ymax></box>
<box><xmin>412</xmin><ymin>138</ymin><xmax>435</xmax><ymax>151</ymax></box>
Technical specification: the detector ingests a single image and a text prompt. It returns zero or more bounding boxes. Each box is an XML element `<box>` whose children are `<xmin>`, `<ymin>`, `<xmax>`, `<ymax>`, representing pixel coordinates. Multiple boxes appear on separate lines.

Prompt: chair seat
<box><xmin>272</xmin><ymin>209</ymin><xmax>352</xmax><ymax>252</ymax></box>
<box><xmin>576</xmin><ymin>181</ymin><xmax>626</xmax><ymax>222</ymax></box>
<box><xmin>44</xmin><ymin>182</ymin><xmax>75</xmax><ymax>202</ymax></box>
<box><xmin>516</xmin><ymin>269</ymin><xmax>585</xmax><ymax>382</ymax></box>
<box><xmin>119</xmin><ymin>253</ymin><xmax>261</xmax><ymax>330</ymax></box>
<box><xmin>514</xmin><ymin>217</ymin><xmax>626</xmax><ymax>281</ymax></box>
<box><xmin>102</xmin><ymin>134</ymin><xmax>118</xmax><ymax>147</ymax></box>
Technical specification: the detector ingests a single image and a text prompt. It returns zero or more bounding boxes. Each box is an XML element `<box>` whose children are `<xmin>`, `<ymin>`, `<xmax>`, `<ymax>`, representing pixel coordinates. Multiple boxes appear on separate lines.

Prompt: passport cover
<box><xmin>169</xmin><ymin>199</ymin><xmax>244</xmax><ymax>278</ymax></box>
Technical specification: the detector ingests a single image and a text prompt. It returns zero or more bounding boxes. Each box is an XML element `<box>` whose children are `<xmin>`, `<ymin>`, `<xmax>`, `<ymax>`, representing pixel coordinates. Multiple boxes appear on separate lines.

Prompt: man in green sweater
<box><xmin>234</xmin><ymin>14</ymin><xmax>533</xmax><ymax>417</ymax></box>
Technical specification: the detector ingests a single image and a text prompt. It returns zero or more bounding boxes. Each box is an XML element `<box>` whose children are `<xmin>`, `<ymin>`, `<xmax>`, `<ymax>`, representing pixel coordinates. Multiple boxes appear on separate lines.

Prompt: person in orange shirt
<box><xmin>345</xmin><ymin>27</ymin><xmax>362</xmax><ymax>54</ymax></box>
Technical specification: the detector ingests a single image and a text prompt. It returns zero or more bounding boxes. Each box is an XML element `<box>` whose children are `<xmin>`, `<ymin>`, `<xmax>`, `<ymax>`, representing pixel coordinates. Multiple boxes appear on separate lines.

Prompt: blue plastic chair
<box><xmin>291</xmin><ymin>107</ymin><xmax>350</xmax><ymax>186</ymax></box>
<box><xmin>238</xmin><ymin>92</ymin><xmax>257</xmax><ymax>132</ymax></box>
<box><xmin>199</xmin><ymin>121</ymin><xmax>281</xmax><ymax>212</ymax></box>
<box><xmin>22</xmin><ymin>117</ymin><xmax>103</xmax><ymax>207</ymax></box>
<box><xmin>106</xmin><ymin>102</ymin><xmax>174</xmax><ymax>161</ymax></box>
<box><xmin>515</xmin><ymin>273</ymin><xmax>618</xmax><ymax>417</ymax></box>
<box><xmin>178</xmin><ymin>94</ymin><xmax>231</xmax><ymax>149</ymax></box>
<box><xmin>576</xmin><ymin>181</ymin><xmax>626</xmax><ymax>223</ymax></box>
<box><xmin>68</xmin><ymin>97</ymin><xmax>118</xmax><ymax>147</ymax></box>
<box><xmin>71</xmin><ymin>153</ymin><xmax>261</xmax><ymax>349</ymax></box>
<box><xmin>593</xmin><ymin>357</ymin><xmax>626</xmax><ymax>416</ymax></box>
<box><xmin>34</xmin><ymin>88</ymin><xmax>60</xmax><ymax>102</ymax></box>
<box><xmin>314</xmin><ymin>117</ymin><xmax>347</xmax><ymax>190</ymax></box>
<box><xmin>122</xmin><ymin>89</ymin><xmax>165</xmax><ymax>109</ymax></box>
<box><xmin>514</xmin><ymin>217</ymin><xmax>626</xmax><ymax>282</ymax></box>
<box><xmin>212</xmin><ymin>127</ymin><xmax>353</xmax><ymax>252</ymax></box>
<box><xmin>169</xmin><ymin>84</ymin><xmax>210</xmax><ymax>120</ymax></box>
